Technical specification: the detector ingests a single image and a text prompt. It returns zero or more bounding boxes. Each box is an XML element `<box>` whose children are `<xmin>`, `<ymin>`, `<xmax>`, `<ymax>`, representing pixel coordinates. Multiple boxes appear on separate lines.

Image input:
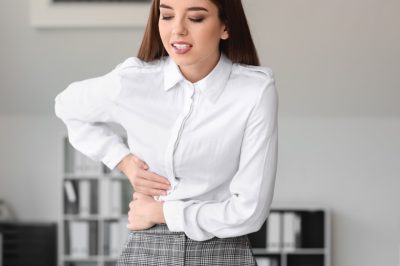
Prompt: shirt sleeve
<box><xmin>163</xmin><ymin>77</ymin><xmax>278</xmax><ymax>241</ymax></box>
<box><xmin>54</xmin><ymin>64</ymin><xmax>131</xmax><ymax>170</ymax></box>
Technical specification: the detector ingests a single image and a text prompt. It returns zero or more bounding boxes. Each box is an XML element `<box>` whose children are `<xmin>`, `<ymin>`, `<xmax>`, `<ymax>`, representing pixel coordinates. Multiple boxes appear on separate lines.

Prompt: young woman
<box><xmin>55</xmin><ymin>0</ymin><xmax>278</xmax><ymax>265</ymax></box>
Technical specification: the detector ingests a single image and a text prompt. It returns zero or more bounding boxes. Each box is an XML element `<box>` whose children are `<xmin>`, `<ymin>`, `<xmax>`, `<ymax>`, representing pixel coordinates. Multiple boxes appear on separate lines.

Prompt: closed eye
<box><xmin>189</xmin><ymin>17</ymin><xmax>204</xmax><ymax>23</ymax></box>
<box><xmin>161</xmin><ymin>16</ymin><xmax>173</xmax><ymax>20</ymax></box>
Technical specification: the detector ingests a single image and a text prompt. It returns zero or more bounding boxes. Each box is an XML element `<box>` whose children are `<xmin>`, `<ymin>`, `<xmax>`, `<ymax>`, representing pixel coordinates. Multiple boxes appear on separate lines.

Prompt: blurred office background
<box><xmin>0</xmin><ymin>0</ymin><xmax>399</xmax><ymax>266</ymax></box>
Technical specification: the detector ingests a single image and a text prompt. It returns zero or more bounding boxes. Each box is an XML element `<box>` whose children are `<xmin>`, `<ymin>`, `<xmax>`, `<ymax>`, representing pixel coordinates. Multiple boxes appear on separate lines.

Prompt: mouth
<box><xmin>171</xmin><ymin>42</ymin><xmax>192</xmax><ymax>54</ymax></box>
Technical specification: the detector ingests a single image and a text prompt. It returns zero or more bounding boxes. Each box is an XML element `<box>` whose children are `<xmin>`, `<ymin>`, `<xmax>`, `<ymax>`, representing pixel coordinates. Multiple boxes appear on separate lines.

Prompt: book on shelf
<box><xmin>100</xmin><ymin>179</ymin><xmax>111</xmax><ymax>217</ymax></box>
<box><xmin>255</xmin><ymin>257</ymin><xmax>279</xmax><ymax>266</ymax></box>
<box><xmin>100</xmin><ymin>179</ymin><xmax>123</xmax><ymax>217</ymax></box>
<box><xmin>68</xmin><ymin>221</ymin><xmax>98</xmax><ymax>258</ymax></box>
<box><xmin>90</xmin><ymin>180</ymin><xmax>99</xmax><ymax>215</ymax></box>
<box><xmin>78</xmin><ymin>180</ymin><xmax>90</xmax><ymax>216</ymax></box>
<box><xmin>267</xmin><ymin>212</ymin><xmax>282</xmax><ymax>251</ymax></box>
<box><xmin>64</xmin><ymin>180</ymin><xmax>79</xmax><ymax>214</ymax></box>
<box><xmin>111</xmin><ymin>181</ymin><xmax>122</xmax><ymax>216</ymax></box>
<box><xmin>69</xmin><ymin>221</ymin><xmax>89</xmax><ymax>258</ymax></box>
<box><xmin>283</xmin><ymin>212</ymin><xmax>302</xmax><ymax>250</ymax></box>
<box><xmin>88</xmin><ymin>221</ymin><xmax>98</xmax><ymax>256</ymax></box>
<box><xmin>109</xmin><ymin>221</ymin><xmax>121</xmax><ymax>257</ymax></box>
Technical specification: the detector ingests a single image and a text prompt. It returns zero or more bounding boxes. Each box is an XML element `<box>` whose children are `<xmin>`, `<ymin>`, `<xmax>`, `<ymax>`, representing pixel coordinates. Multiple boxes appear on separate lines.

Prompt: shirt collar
<box><xmin>163</xmin><ymin>56</ymin><xmax>184</xmax><ymax>91</ymax></box>
<box><xmin>163</xmin><ymin>53</ymin><xmax>233</xmax><ymax>104</ymax></box>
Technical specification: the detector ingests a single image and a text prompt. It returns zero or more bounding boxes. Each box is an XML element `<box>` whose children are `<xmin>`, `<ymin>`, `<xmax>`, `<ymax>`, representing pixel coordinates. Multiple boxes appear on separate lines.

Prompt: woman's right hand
<box><xmin>117</xmin><ymin>154</ymin><xmax>171</xmax><ymax>197</ymax></box>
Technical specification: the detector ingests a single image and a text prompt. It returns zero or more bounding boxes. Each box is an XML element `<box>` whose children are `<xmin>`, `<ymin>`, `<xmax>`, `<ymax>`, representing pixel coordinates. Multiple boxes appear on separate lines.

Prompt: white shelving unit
<box><xmin>249</xmin><ymin>206</ymin><xmax>331</xmax><ymax>266</ymax></box>
<box><xmin>60</xmin><ymin>137</ymin><xmax>132</xmax><ymax>266</ymax></box>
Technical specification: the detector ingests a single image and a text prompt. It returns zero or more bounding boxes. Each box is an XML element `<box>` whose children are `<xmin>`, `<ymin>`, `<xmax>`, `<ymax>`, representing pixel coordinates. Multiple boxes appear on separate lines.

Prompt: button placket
<box><xmin>163</xmin><ymin>83</ymin><xmax>196</xmax><ymax>195</ymax></box>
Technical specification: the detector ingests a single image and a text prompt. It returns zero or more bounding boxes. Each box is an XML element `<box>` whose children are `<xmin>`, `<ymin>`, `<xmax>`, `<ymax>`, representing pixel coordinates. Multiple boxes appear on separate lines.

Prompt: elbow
<box><xmin>54</xmin><ymin>82</ymin><xmax>78</xmax><ymax>120</ymax></box>
<box><xmin>54</xmin><ymin>93</ymin><xmax>69</xmax><ymax>121</ymax></box>
<box><xmin>245</xmin><ymin>196</ymin><xmax>273</xmax><ymax>233</ymax></box>
<box><xmin>54</xmin><ymin>94</ymin><xmax>62</xmax><ymax>118</ymax></box>
<box><xmin>235</xmin><ymin>204</ymin><xmax>273</xmax><ymax>237</ymax></box>
<box><xmin>248</xmin><ymin>208</ymin><xmax>271</xmax><ymax>234</ymax></box>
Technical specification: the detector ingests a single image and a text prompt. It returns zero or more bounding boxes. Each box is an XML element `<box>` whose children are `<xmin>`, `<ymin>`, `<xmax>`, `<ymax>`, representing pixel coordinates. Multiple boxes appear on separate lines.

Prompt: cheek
<box><xmin>200</xmin><ymin>24</ymin><xmax>223</xmax><ymax>43</ymax></box>
<box><xmin>158</xmin><ymin>24</ymin><xmax>169</xmax><ymax>43</ymax></box>
<box><xmin>200</xmin><ymin>29</ymin><xmax>222</xmax><ymax>48</ymax></box>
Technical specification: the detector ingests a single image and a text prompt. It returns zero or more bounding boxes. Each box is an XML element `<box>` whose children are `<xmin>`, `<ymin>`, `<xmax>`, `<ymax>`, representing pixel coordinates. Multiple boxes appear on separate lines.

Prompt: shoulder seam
<box><xmin>118</xmin><ymin>57</ymin><xmax>164</xmax><ymax>72</ymax></box>
<box><xmin>234</xmin><ymin>64</ymin><xmax>274</xmax><ymax>78</ymax></box>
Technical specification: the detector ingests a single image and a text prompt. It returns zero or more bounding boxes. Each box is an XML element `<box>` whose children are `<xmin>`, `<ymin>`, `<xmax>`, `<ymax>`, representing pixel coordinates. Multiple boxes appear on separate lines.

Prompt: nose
<box><xmin>172</xmin><ymin>19</ymin><xmax>188</xmax><ymax>36</ymax></box>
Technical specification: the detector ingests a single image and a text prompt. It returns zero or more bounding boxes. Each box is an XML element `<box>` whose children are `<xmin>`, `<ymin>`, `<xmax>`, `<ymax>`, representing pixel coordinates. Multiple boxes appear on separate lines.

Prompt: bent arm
<box><xmin>55</xmin><ymin>65</ymin><xmax>130</xmax><ymax>170</ymax></box>
<box><xmin>163</xmin><ymin>79</ymin><xmax>279</xmax><ymax>241</ymax></box>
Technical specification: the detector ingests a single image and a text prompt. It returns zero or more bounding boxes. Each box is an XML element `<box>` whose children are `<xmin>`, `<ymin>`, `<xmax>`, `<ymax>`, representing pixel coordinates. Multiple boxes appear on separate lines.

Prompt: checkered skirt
<box><xmin>117</xmin><ymin>224</ymin><xmax>258</xmax><ymax>266</ymax></box>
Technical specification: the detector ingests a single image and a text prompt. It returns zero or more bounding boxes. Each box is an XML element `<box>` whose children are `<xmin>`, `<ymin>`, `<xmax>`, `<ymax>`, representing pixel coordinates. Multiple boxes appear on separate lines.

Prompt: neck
<box><xmin>179</xmin><ymin>52</ymin><xmax>221</xmax><ymax>83</ymax></box>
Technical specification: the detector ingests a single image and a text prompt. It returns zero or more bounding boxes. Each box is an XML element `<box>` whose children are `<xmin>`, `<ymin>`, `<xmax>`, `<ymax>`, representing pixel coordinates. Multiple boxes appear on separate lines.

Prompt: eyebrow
<box><xmin>159</xmin><ymin>4</ymin><xmax>209</xmax><ymax>12</ymax></box>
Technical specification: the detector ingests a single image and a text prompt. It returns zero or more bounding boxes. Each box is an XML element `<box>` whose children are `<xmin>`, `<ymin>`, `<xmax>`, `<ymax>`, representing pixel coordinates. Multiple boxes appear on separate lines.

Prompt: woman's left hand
<box><xmin>127</xmin><ymin>192</ymin><xmax>165</xmax><ymax>231</ymax></box>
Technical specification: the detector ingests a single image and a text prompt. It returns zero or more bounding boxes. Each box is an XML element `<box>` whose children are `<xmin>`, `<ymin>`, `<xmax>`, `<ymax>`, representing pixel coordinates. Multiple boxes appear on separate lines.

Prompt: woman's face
<box><xmin>158</xmin><ymin>0</ymin><xmax>229</xmax><ymax>80</ymax></box>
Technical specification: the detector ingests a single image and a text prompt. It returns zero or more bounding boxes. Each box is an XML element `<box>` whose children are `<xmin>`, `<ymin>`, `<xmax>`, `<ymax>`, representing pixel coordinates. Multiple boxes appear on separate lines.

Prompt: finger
<box><xmin>135</xmin><ymin>177</ymin><xmax>171</xmax><ymax>190</ymax></box>
<box><xmin>138</xmin><ymin>169</ymin><xmax>171</xmax><ymax>185</ymax></box>
<box><xmin>135</xmin><ymin>186</ymin><xmax>168</xmax><ymax>196</ymax></box>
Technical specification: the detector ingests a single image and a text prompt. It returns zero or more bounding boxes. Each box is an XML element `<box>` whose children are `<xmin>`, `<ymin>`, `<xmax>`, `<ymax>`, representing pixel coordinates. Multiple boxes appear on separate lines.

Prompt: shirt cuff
<box><xmin>163</xmin><ymin>200</ymin><xmax>184</xmax><ymax>232</ymax></box>
<box><xmin>101</xmin><ymin>144</ymin><xmax>131</xmax><ymax>170</ymax></box>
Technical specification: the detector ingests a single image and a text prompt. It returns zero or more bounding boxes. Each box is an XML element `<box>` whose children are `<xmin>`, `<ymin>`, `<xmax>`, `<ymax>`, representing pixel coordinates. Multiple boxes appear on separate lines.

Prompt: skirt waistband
<box><xmin>130</xmin><ymin>223</ymin><xmax>184</xmax><ymax>236</ymax></box>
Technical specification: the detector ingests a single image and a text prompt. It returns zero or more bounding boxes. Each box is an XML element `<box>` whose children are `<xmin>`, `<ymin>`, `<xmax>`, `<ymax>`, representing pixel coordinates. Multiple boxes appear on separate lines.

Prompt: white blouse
<box><xmin>55</xmin><ymin>53</ymin><xmax>278</xmax><ymax>241</ymax></box>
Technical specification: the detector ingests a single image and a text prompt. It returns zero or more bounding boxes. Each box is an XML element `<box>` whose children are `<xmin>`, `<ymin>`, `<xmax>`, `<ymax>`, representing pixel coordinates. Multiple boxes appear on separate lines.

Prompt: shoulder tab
<box><xmin>237</xmin><ymin>64</ymin><xmax>274</xmax><ymax>79</ymax></box>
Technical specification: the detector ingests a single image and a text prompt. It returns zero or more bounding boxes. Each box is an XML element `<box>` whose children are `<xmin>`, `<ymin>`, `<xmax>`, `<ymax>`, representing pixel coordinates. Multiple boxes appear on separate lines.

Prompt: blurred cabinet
<box><xmin>0</xmin><ymin>222</ymin><xmax>57</xmax><ymax>266</ymax></box>
<box><xmin>248</xmin><ymin>207</ymin><xmax>331</xmax><ymax>266</ymax></box>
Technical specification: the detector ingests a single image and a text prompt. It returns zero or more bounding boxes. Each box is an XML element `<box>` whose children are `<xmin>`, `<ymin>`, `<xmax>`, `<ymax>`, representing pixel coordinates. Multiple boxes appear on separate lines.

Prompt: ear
<box><xmin>221</xmin><ymin>25</ymin><xmax>229</xmax><ymax>40</ymax></box>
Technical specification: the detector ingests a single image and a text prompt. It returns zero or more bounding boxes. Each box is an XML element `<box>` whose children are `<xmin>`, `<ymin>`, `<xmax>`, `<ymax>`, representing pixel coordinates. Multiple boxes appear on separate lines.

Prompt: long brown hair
<box><xmin>137</xmin><ymin>0</ymin><xmax>260</xmax><ymax>66</ymax></box>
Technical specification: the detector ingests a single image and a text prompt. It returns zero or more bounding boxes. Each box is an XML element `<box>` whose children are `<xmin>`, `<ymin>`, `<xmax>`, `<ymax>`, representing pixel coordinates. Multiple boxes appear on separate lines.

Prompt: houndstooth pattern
<box><xmin>117</xmin><ymin>224</ymin><xmax>258</xmax><ymax>266</ymax></box>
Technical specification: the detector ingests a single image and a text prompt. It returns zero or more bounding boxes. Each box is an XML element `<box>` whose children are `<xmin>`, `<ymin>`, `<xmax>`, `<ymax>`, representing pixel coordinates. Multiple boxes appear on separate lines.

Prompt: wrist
<box><xmin>150</xmin><ymin>202</ymin><xmax>166</xmax><ymax>224</ymax></box>
<box><xmin>116</xmin><ymin>154</ymin><xmax>130</xmax><ymax>173</ymax></box>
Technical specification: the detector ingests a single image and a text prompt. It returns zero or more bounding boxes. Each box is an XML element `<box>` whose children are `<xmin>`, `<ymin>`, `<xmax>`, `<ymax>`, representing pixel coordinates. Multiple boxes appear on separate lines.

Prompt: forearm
<box><xmin>116</xmin><ymin>154</ymin><xmax>131</xmax><ymax>173</ymax></box>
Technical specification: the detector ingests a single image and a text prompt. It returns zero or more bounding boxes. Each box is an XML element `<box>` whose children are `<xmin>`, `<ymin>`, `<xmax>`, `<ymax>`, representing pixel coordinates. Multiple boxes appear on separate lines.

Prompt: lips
<box><xmin>171</xmin><ymin>41</ymin><xmax>192</xmax><ymax>54</ymax></box>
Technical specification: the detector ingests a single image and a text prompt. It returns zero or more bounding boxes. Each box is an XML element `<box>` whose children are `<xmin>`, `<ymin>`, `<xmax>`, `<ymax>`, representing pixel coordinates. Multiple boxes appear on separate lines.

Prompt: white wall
<box><xmin>0</xmin><ymin>115</ymin><xmax>64</xmax><ymax>221</ymax></box>
<box><xmin>0</xmin><ymin>1</ymin><xmax>399</xmax><ymax>266</ymax></box>
<box><xmin>276</xmin><ymin>116</ymin><xmax>400</xmax><ymax>266</ymax></box>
